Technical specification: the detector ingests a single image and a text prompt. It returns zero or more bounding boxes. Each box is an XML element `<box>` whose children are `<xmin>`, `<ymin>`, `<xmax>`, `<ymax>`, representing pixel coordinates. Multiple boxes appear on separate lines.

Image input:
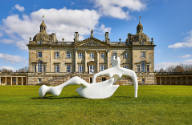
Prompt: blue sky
<box><xmin>0</xmin><ymin>0</ymin><xmax>192</xmax><ymax>71</ymax></box>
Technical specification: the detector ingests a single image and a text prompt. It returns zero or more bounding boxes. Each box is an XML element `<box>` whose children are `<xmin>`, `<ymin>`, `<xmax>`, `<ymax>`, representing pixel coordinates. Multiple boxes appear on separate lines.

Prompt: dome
<box><xmin>33</xmin><ymin>20</ymin><xmax>50</xmax><ymax>42</ymax></box>
<box><xmin>33</xmin><ymin>32</ymin><xmax>50</xmax><ymax>42</ymax></box>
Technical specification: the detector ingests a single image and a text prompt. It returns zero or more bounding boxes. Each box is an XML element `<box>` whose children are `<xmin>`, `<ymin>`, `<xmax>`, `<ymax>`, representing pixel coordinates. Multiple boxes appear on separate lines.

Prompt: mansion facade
<box><xmin>26</xmin><ymin>18</ymin><xmax>156</xmax><ymax>85</ymax></box>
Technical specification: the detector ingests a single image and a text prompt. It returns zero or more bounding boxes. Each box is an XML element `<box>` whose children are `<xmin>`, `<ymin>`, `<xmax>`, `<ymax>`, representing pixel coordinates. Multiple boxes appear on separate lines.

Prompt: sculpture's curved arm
<box><xmin>121</xmin><ymin>68</ymin><xmax>138</xmax><ymax>98</ymax></box>
<box><xmin>93</xmin><ymin>66</ymin><xmax>138</xmax><ymax>98</ymax></box>
<box><xmin>39</xmin><ymin>76</ymin><xmax>90</xmax><ymax>97</ymax></box>
<box><xmin>93</xmin><ymin>68</ymin><xmax>114</xmax><ymax>83</ymax></box>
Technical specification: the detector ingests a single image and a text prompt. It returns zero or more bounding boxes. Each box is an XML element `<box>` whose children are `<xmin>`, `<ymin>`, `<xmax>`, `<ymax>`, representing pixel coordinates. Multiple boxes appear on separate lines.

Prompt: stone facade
<box><xmin>27</xmin><ymin>18</ymin><xmax>156</xmax><ymax>85</ymax></box>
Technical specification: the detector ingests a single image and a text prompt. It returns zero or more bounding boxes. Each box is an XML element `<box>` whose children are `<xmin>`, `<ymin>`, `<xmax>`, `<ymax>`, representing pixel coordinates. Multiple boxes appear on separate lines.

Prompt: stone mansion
<box><xmin>26</xmin><ymin>17</ymin><xmax>156</xmax><ymax>85</ymax></box>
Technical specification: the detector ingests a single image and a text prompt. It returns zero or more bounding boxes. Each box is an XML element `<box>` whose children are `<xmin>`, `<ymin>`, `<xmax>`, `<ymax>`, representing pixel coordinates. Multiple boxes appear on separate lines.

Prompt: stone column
<box><xmin>21</xmin><ymin>77</ymin><xmax>23</xmax><ymax>85</ymax></box>
<box><xmin>84</xmin><ymin>51</ymin><xmax>87</xmax><ymax>73</ymax></box>
<box><xmin>73</xmin><ymin>50</ymin><xmax>77</xmax><ymax>73</ymax></box>
<box><xmin>11</xmin><ymin>77</ymin><xmax>12</xmax><ymax>86</ymax></box>
<box><xmin>106</xmin><ymin>50</ymin><xmax>110</xmax><ymax>68</ymax></box>
<box><xmin>96</xmin><ymin>51</ymin><xmax>99</xmax><ymax>73</ymax></box>
<box><xmin>5</xmin><ymin>77</ymin><xmax>7</xmax><ymax>85</ymax></box>
<box><xmin>16</xmin><ymin>77</ymin><xmax>18</xmax><ymax>85</ymax></box>
<box><xmin>36</xmin><ymin>64</ymin><xmax>38</xmax><ymax>73</ymax></box>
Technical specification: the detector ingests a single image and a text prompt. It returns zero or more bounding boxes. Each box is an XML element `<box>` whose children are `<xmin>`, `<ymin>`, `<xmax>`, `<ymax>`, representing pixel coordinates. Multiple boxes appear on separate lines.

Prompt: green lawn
<box><xmin>0</xmin><ymin>85</ymin><xmax>192</xmax><ymax>125</ymax></box>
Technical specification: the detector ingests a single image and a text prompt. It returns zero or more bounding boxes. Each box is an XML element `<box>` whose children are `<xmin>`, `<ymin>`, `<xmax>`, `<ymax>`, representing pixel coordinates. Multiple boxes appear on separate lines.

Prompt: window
<box><xmin>38</xmin><ymin>78</ymin><xmax>42</xmax><ymax>83</ymax></box>
<box><xmin>142</xmin><ymin>78</ymin><xmax>145</xmax><ymax>84</ymax></box>
<box><xmin>78</xmin><ymin>52</ymin><xmax>83</xmax><ymax>59</ymax></box>
<box><xmin>66</xmin><ymin>51</ymin><xmax>71</xmax><ymax>58</ymax></box>
<box><xmin>141</xmin><ymin>51</ymin><xmax>146</xmax><ymax>58</ymax></box>
<box><xmin>123</xmin><ymin>65</ymin><xmax>128</xmax><ymax>69</ymax></box>
<box><xmin>137</xmin><ymin>65</ymin><xmax>140</xmax><ymax>72</ymax></box>
<box><xmin>102</xmin><ymin>77</ymin><xmax>106</xmax><ymax>81</ymax></box>
<box><xmin>147</xmin><ymin>65</ymin><xmax>150</xmax><ymax>72</ymax></box>
<box><xmin>90</xmin><ymin>52</ymin><xmax>94</xmax><ymax>59</ymax></box>
<box><xmin>112</xmin><ymin>52</ymin><xmax>117</xmax><ymax>58</ymax></box>
<box><xmin>38</xmin><ymin>61</ymin><xmax>43</xmax><ymax>72</ymax></box>
<box><xmin>67</xmin><ymin>65</ymin><xmax>71</xmax><ymax>72</ymax></box>
<box><xmin>38</xmin><ymin>52</ymin><xmax>42</xmax><ymax>58</ymax></box>
<box><xmin>55</xmin><ymin>52</ymin><xmax>60</xmax><ymax>59</ymax></box>
<box><xmin>124</xmin><ymin>53</ymin><xmax>128</xmax><ymax>59</ymax></box>
<box><xmin>54</xmin><ymin>64</ymin><xmax>60</xmax><ymax>73</ymax></box>
<box><xmin>100</xmin><ymin>64</ymin><xmax>105</xmax><ymax>71</ymax></box>
<box><xmin>34</xmin><ymin>64</ymin><xmax>36</xmax><ymax>72</ymax></box>
<box><xmin>78</xmin><ymin>64</ymin><xmax>83</xmax><ymax>73</ymax></box>
<box><xmin>90</xmin><ymin>77</ymin><xmax>92</xmax><ymax>83</ymax></box>
<box><xmin>89</xmin><ymin>65</ymin><xmax>94</xmax><ymax>74</ymax></box>
<box><xmin>141</xmin><ymin>61</ymin><xmax>145</xmax><ymax>72</ymax></box>
<box><xmin>101</xmin><ymin>53</ymin><xmax>105</xmax><ymax>59</ymax></box>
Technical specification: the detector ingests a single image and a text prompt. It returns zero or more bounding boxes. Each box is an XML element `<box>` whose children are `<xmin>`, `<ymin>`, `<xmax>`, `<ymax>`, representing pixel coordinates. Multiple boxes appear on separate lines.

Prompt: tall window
<box><xmin>38</xmin><ymin>52</ymin><xmax>42</xmax><ymax>58</ymax></box>
<box><xmin>90</xmin><ymin>52</ymin><xmax>94</xmax><ymax>59</ymax></box>
<box><xmin>67</xmin><ymin>65</ymin><xmax>71</xmax><ymax>72</ymax></box>
<box><xmin>141</xmin><ymin>51</ymin><xmax>146</xmax><ymax>58</ymax></box>
<box><xmin>141</xmin><ymin>61</ymin><xmax>145</xmax><ymax>72</ymax></box>
<box><xmin>55</xmin><ymin>52</ymin><xmax>60</xmax><ymax>59</ymax></box>
<box><xmin>112</xmin><ymin>52</ymin><xmax>117</xmax><ymax>58</ymax></box>
<box><xmin>54</xmin><ymin>64</ymin><xmax>60</xmax><ymax>73</ymax></box>
<box><xmin>78</xmin><ymin>64</ymin><xmax>83</xmax><ymax>73</ymax></box>
<box><xmin>66</xmin><ymin>51</ymin><xmax>71</xmax><ymax>58</ymax></box>
<box><xmin>137</xmin><ymin>64</ymin><xmax>140</xmax><ymax>72</ymax></box>
<box><xmin>89</xmin><ymin>65</ymin><xmax>94</xmax><ymax>74</ymax></box>
<box><xmin>147</xmin><ymin>64</ymin><xmax>150</xmax><ymax>72</ymax></box>
<box><xmin>78</xmin><ymin>52</ymin><xmax>83</xmax><ymax>59</ymax></box>
<box><xmin>124</xmin><ymin>52</ymin><xmax>128</xmax><ymax>59</ymax></box>
<box><xmin>38</xmin><ymin>61</ymin><xmax>43</xmax><ymax>72</ymax></box>
<box><xmin>100</xmin><ymin>53</ymin><xmax>105</xmax><ymax>59</ymax></box>
<box><xmin>100</xmin><ymin>64</ymin><xmax>105</xmax><ymax>71</ymax></box>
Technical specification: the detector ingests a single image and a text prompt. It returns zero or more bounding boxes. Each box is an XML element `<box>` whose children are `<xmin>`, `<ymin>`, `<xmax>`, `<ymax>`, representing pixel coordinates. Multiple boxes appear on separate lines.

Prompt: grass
<box><xmin>0</xmin><ymin>85</ymin><xmax>192</xmax><ymax>125</ymax></box>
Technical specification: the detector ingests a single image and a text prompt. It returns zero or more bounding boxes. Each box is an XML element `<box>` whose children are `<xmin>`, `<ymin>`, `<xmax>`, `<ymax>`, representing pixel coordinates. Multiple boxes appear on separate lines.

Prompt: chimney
<box><xmin>74</xmin><ymin>32</ymin><xmax>79</xmax><ymax>42</ymax></box>
<box><xmin>105</xmin><ymin>32</ymin><xmax>110</xmax><ymax>44</ymax></box>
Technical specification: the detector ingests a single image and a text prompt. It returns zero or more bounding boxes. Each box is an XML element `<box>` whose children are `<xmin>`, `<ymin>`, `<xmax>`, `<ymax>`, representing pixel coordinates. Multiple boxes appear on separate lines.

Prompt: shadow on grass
<box><xmin>113</xmin><ymin>96</ymin><xmax>133</xmax><ymax>99</ymax></box>
<box><xmin>31</xmin><ymin>96</ymin><xmax>84</xmax><ymax>100</ymax></box>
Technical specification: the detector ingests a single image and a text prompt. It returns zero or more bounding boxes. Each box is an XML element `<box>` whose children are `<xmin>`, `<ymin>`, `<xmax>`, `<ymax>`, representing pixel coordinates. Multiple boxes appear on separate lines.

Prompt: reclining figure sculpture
<box><xmin>39</xmin><ymin>57</ymin><xmax>138</xmax><ymax>99</ymax></box>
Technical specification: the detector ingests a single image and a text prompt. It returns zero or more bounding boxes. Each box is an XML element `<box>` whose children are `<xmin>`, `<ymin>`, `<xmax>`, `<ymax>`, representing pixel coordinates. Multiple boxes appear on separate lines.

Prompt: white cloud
<box><xmin>0</xmin><ymin>39</ymin><xmax>14</xmax><ymax>44</ymax></box>
<box><xmin>0</xmin><ymin>32</ymin><xmax>3</xmax><ymax>37</ymax></box>
<box><xmin>0</xmin><ymin>66</ymin><xmax>15</xmax><ymax>71</ymax></box>
<box><xmin>0</xmin><ymin>7</ymin><xmax>111</xmax><ymax>50</ymax></box>
<box><xmin>180</xmin><ymin>54</ymin><xmax>191</xmax><ymax>58</ymax></box>
<box><xmin>0</xmin><ymin>53</ymin><xmax>24</xmax><ymax>63</ymax></box>
<box><xmin>94</xmin><ymin>0</ymin><xmax>146</xmax><ymax>19</ymax></box>
<box><xmin>184</xmin><ymin>59</ymin><xmax>192</xmax><ymax>63</ymax></box>
<box><xmin>155</xmin><ymin>59</ymin><xmax>192</xmax><ymax>71</ymax></box>
<box><xmin>99</xmin><ymin>24</ymin><xmax>111</xmax><ymax>33</ymax></box>
<box><xmin>168</xmin><ymin>30</ymin><xmax>192</xmax><ymax>48</ymax></box>
<box><xmin>14</xmin><ymin>4</ymin><xmax>25</xmax><ymax>12</ymax></box>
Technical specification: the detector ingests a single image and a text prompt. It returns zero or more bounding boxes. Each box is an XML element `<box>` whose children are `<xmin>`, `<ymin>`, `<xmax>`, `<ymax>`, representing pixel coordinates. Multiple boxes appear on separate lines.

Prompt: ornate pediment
<box><xmin>75</xmin><ymin>37</ymin><xmax>109</xmax><ymax>47</ymax></box>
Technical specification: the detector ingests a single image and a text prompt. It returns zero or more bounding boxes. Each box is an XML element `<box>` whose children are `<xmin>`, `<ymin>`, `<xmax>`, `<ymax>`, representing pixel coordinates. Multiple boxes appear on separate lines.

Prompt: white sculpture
<box><xmin>39</xmin><ymin>57</ymin><xmax>138</xmax><ymax>99</ymax></box>
<box><xmin>93</xmin><ymin>57</ymin><xmax>138</xmax><ymax>98</ymax></box>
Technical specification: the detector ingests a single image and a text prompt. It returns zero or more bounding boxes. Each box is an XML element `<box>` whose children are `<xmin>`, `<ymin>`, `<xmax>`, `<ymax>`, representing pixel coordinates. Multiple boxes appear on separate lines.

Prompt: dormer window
<box><xmin>55</xmin><ymin>52</ymin><xmax>60</xmax><ymax>59</ymax></box>
<box><xmin>38</xmin><ymin>52</ymin><xmax>42</xmax><ymax>58</ymax></box>
<box><xmin>78</xmin><ymin>52</ymin><xmax>83</xmax><ymax>59</ymax></box>
<box><xmin>37</xmin><ymin>41</ymin><xmax>42</xmax><ymax>44</ymax></box>
<box><xmin>124</xmin><ymin>52</ymin><xmax>128</xmax><ymax>59</ymax></box>
<box><xmin>90</xmin><ymin>52</ymin><xmax>94</xmax><ymax>59</ymax></box>
<box><xmin>141</xmin><ymin>51</ymin><xmax>146</xmax><ymax>58</ymax></box>
<box><xmin>66</xmin><ymin>51</ymin><xmax>71</xmax><ymax>58</ymax></box>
